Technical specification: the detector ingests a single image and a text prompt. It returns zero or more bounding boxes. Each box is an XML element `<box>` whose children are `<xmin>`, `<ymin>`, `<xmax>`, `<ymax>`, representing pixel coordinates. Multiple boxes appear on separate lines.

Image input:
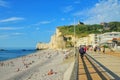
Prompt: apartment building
<box><xmin>76</xmin><ymin>32</ymin><xmax>120</xmax><ymax>48</ymax></box>
<box><xmin>100</xmin><ymin>32</ymin><xmax>120</xmax><ymax>44</ymax></box>
<box><xmin>76</xmin><ymin>34</ymin><xmax>100</xmax><ymax>47</ymax></box>
<box><xmin>88</xmin><ymin>34</ymin><xmax>100</xmax><ymax>45</ymax></box>
<box><xmin>76</xmin><ymin>37</ymin><xmax>88</xmax><ymax>47</ymax></box>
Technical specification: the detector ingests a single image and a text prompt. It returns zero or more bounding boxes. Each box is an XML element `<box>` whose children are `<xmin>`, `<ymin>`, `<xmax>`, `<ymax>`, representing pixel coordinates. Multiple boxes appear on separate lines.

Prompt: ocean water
<box><xmin>0</xmin><ymin>49</ymin><xmax>37</xmax><ymax>61</ymax></box>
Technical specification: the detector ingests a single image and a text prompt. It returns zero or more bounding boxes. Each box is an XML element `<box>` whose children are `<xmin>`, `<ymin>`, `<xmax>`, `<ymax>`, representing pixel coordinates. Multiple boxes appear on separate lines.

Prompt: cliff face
<box><xmin>49</xmin><ymin>31</ymin><xmax>66</xmax><ymax>49</ymax></box>
<box><xmin>36</xmin><ymin>28</ymin><xmax>75</xmax><ymax>49</ymax></box>
<box><xmin>36</xmin><ymin>43</ymin><xmax>49</xmax><ymax>50</ymax></box>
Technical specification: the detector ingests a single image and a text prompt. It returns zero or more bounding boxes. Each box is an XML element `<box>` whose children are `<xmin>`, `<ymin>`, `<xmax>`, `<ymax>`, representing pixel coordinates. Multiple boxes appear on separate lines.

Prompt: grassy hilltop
<box><xmin>57</xmin><ymin>22</ymin><xmax>120</xmax><ymax>37</ymax></box>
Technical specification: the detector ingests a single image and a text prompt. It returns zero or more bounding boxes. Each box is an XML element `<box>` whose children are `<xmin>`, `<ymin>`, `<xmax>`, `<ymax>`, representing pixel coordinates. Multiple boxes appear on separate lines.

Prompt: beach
<box><xmin>0</xmin><ymin>49</ymin><xmax>75</xmax><ymax>80</ymax></box>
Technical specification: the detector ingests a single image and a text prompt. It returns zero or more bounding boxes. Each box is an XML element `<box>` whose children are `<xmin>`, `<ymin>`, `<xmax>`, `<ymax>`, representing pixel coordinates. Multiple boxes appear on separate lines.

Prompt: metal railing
<box><xmin>69</xmin><ymin>47</ymin><xmax>79</xmax><ymax>80</ymax></box>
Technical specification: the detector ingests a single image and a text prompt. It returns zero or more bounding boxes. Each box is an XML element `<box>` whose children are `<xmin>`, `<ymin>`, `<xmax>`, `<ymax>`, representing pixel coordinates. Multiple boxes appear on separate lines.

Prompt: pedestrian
<box><xmin>94</xmin><ymin>46</ymin><xmax>97</xmax><ymax>52</ymax></box>
<box><xmin>84</xmin><ymin>46</ymin><xmax>87</xmax><ymax>53</ymax></box>
<box><xmin>79</xmin><ymin>47</ymin><xmax>85</xmax><ymax>58</ymax></box>
<box><xmin>103</xmin><ymin>46</ymin><xmax>105</xmax><ymax>54</ymax></box>
<box><xmin>98</xmin><ymin>46</ymin><xmax>101</xmax><ymax>52</ymax></box>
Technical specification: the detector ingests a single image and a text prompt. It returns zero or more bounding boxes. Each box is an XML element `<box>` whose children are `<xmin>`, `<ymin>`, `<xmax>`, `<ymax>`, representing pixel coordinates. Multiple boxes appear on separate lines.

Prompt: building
<box><xmin>76</xmin><ymin>33</ymin><xmax>100</xmax><ymax>47</ymax></box>
<box><xmin>99</xmin><ymin>32</ymin><xmax>120</xmax><ymax>50</ymax></box>
<box><xmin>76</xmin><ymin>37</ymin><xmax>88</xmax><ymax>47</ymax></box>
<box><xmin>88</xmin><ymin>34</ymin><xmax>100</xmax><ymax>46</ymax></box>
<box><xmin>100</xmin><ymin>32</ymin><xmax>120</xmax><ymax>44</ymax></box>
<box><xmin>76</xmin><ymin>32</ymin><xmax>120</xmax><ymax>49</ymax></box>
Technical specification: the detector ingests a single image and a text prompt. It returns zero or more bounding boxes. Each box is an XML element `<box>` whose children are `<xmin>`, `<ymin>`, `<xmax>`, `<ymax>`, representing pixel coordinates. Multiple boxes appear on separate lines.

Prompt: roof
<box><xmin>112</xmin><ymin>38</ymin><xmax>120</xmax><ymax>42</ymax></box>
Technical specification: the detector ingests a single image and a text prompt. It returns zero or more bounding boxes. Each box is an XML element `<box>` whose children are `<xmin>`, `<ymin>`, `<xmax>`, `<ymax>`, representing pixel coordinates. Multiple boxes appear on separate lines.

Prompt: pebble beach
<box><xmin>0</xmin><ymin>49</ymin><xmax>74</xmax><ymax>80</ymax></box>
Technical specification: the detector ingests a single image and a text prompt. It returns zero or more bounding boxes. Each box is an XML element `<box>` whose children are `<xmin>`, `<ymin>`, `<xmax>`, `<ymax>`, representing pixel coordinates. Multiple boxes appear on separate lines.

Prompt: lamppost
<box><xmin>74</xmin><ymin>18</ymin><xmax>76</xmax><ymax>56</ymax></box>
<box><xmin>98</xmin><ymin>29</ymin><xmax>103</xmax><ymax>46</ymax></box>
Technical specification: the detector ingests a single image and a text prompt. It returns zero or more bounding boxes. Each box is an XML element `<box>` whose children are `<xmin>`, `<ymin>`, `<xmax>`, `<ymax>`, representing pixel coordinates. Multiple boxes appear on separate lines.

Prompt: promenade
<box><xmin>78</xmin><ymin>52</ymin><xmax>120</xmax><ymax>80</ymax></box>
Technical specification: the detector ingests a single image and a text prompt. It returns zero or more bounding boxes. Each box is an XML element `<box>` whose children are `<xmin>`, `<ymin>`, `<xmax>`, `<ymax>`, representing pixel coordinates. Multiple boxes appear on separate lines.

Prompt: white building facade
<box><xmin>76</xmin><ymin>32</ymin><xmax>120</xmax><ymax>48</ymax></box>
<box><xmin>100</xmin><ymin>32</ymin><xmax>120</xmax><ymax>44</ymax></box>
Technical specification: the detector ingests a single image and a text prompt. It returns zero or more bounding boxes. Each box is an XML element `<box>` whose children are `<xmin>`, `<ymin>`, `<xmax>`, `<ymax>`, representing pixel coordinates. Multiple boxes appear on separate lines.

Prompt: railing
<box><xmin>69</xmin><ymin>47</ymin><xmax>79</xmax><ymax>80</ymax></box>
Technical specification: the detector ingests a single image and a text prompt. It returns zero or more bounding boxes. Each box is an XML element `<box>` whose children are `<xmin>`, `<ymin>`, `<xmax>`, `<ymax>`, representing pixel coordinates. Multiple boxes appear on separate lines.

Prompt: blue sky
<box><xmin>0</xmin><ymin>0</ymin><xmax>120</xmax><ymax>49</ymax></box>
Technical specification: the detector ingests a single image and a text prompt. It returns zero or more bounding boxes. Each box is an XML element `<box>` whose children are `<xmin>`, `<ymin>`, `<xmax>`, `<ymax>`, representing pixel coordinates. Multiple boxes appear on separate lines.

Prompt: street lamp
<box><xmin>74</xmin><ymin>18</ymin><xmax>76</xmax><ymax>56</ymax></box>
<box><xmin>98</xmin><ymin>29</ymin><xmax>103</xmax><ymax>46</ymax></box>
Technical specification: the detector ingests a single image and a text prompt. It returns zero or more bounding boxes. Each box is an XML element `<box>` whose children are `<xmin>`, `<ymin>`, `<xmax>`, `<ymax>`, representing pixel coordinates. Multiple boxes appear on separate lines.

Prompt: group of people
<box><xmin>79</xmin><ymin>45</ymin><xmax>106</xmax><ymax>58</ymax></box>
<box><xmin>93</xmin><ymin>46</ymin><xmax>105</xmax><ymax>53</ymax></box>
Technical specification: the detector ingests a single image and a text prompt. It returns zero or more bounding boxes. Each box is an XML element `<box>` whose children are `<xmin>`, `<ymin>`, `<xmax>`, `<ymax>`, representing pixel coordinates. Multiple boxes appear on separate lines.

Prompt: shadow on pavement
<box><xmin>87</xmin><ymin>54</ymin><xmax>120</xmax><ymax>80</ymax></box>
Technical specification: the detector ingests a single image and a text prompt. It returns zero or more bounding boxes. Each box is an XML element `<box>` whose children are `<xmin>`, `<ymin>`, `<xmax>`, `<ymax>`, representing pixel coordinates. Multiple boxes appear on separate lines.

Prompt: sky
<box><xmin>0</xmin><ymin>0</ymin><xmax>120</xmax><ymax>49</ymax></box>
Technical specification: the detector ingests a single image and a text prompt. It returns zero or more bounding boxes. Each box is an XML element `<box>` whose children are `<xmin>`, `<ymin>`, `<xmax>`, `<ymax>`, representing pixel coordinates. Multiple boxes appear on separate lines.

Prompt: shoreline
<box><xmin>0</xmin><ymin>49</ymin><xmax>75</xmax><ymax>80</ymax></box>
<box><xmin>0</xmin><ymin>49</ymin><xmax>38</xmax><ymax>61</ymax></box>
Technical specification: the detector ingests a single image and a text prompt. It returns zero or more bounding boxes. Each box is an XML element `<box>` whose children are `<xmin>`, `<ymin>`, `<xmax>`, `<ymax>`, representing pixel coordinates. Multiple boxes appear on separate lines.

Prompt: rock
<box><xmin>0</xmin><ymin>49</ymin><xmax>5</xmax><ymax>51</ymax></box>
<box><xmin>22</xmin><ymin>49</ymin><xmax>27</xmax><ymax>51</ymax></box>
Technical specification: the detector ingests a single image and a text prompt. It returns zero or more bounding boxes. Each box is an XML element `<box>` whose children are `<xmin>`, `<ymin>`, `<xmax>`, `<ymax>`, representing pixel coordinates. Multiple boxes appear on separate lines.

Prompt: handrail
<box><xmin>69</xmin><ymin>47</ymin><xmax>79</xmax><ymax>80</ymax></box>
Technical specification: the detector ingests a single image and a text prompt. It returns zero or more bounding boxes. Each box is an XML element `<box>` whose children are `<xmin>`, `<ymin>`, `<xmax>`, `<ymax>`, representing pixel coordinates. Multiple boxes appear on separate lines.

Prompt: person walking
<box><xmin>103</xmin><ymin>46</ymin><xmax>105</xmax><ymax>54</ymax></box>
<box><xmin>79</xmin><ymin>47</ymin><xmax>85</xmax><ymax>58</ymax></box>
<box><xmin>84</xmin><ymin>46</ymin><xmax>87</xmax><ymax>54</ymax></box>
<box><xmin>94</xmin><ymin>46</ymin><xmax>97</xmax><ymax>53</ymax></box>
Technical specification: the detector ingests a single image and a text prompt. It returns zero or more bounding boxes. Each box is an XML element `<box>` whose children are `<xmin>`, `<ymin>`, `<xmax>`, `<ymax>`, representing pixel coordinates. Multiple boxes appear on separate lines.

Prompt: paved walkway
<box><xmin>78</xmin><ymin>54</ymin><xmax>112</xmax><ymax>80</ymax></box>
<box><xmin>87</xmin><ymin>52</ymin><xmax>120</xmax><ymax>79</ymax></box>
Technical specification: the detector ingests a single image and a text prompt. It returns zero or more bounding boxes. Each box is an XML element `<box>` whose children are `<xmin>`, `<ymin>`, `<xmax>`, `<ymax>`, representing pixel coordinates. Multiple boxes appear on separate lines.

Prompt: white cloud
<box><xmin>0</xmin><ymin>0</ymin><xmax>8</xmax><ymax>7</ymax></box>
<box><xmin>61</xmin><ymin>18</ymin><xmax>65</xmax><ymax>21</ymax></box>
<box><xmin>35</xmin><ymin>21</ymin><xmax>51</xmax><ymax>25</ymax></box>
<box><xmin>36</xmin><ymin>27</ymin><xmax>40</xmax><ymax>30</ymax></box>
<box><xmin>0</xmin><ymin>32</ymin><xmax>23</xmax><ymax>39</ymax></box>
<box><xmin>12</xmin><ymin>32</ymin><xmax>24</xmax><ymax>35</ymax></box>
<box><xmin>63</xmin><ymin>5</ymin><xmax>74</xmax><ymax>13</ymax></box>
<box><xmin>73</xmin><ymin>0</ymin><xmax>120</xmax><ymax>24</ymax></box>
<box><xmin>38</xmin><ymin>21</ymin><xmax>51</xmax><ymax>24</ymax></box>
<box><xmin>74</xmin><ymin>1</ymin><xmax>80</xmax><ymax>4</ymax></box>
<box><xmin>0</xmin><ymin>17</ymin><xmax>24</xmax><ymax>23</ymax></box>
<box><xmin>0</xmin><ymin>27</ymin><xmax>23</xmax><ymax>30</ymax></box>
<box><xmin>35</xmin><ymin>19</ymin><xmax>55</xmax><ymax>25</ymax></box>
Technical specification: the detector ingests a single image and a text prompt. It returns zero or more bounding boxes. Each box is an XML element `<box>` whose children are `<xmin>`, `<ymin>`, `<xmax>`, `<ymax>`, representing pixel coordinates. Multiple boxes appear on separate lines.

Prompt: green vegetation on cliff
<box><xmin>58</xmin><ymin>21</ymin><xmax>120</xmax><ymax>37</ymax></box>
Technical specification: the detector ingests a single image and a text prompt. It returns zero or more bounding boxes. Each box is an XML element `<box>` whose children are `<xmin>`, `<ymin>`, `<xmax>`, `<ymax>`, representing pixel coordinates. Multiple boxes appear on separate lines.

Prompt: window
<box><xmin>114</xmin><ymin>34</ymin><xmax>118</xmax><ymax>36</ymax></box>
<box><xmin>109</xmin><ymin>34</ymin><xmax>112</xmax><ymax>36</ymax></box>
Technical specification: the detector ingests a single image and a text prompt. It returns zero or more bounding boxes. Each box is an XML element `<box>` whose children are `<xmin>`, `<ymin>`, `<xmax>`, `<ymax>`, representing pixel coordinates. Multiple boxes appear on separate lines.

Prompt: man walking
<box><xmin>79</xmin><ymin>46</ymin><xmax>85</xmax><ymax>58</ymax></box>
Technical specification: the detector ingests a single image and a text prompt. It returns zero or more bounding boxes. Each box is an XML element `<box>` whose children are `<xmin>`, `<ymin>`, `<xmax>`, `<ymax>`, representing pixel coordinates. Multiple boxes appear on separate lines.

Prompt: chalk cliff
<box><xmin>36</xmin><ymin>28</ymin><xmax>75</xmax><ymax>49</ymax></box>
<box><xmin>36</xmin><ymin>42</ymin><xmax>49</xmax><ymax>50</ymax></box>
<box><xmin>49</xmin><ymin>29</ymin><xmax>66</xmax><ymax>49</ymax></box>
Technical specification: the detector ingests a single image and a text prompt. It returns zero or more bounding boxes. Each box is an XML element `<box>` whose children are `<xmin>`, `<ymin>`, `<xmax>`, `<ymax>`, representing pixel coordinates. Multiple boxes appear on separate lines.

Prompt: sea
<box><xmin>0</xmin><ymin>48</ymin><xmax>37</xmax><ymax>61</ymax></box>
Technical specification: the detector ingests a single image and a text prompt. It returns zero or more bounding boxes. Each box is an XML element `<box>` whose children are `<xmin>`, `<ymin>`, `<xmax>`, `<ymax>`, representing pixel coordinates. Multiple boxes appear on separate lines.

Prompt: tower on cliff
<box><xmin>78</xmin><ymin>20</ymin><xmax>84</xmax><ymax>25</ymax></box>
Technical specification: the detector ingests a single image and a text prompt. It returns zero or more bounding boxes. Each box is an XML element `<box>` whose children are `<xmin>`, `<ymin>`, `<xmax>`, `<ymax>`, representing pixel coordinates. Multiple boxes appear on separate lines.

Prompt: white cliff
<box><xmin>49</xmin><ymin>28</ymin><xmax>66</xmax><ymax>49</ymax></box>
<box><xmin>36</xmin><ymin>28</ymin><xmax>76</xmax><ymax>49</ymax></box>
<box><xmin>36</xmin><ymin>42</ymin><xmax>49</xmax><ymax>50</ymax></box>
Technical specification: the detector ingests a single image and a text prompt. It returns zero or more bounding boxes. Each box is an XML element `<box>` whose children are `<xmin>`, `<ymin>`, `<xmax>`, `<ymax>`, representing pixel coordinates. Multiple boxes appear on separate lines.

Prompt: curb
<box><xmin>63</xmin><ymin>61</ymin><xmax>75</xmax><ymax>80</ymax></box>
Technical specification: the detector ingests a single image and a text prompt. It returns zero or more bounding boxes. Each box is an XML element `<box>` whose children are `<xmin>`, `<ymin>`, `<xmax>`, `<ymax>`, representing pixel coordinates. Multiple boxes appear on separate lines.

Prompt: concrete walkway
<box><xmin>87</xmin><ymin>52</ymin><xmax>120</xmax><ymax>79</ymax></box>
